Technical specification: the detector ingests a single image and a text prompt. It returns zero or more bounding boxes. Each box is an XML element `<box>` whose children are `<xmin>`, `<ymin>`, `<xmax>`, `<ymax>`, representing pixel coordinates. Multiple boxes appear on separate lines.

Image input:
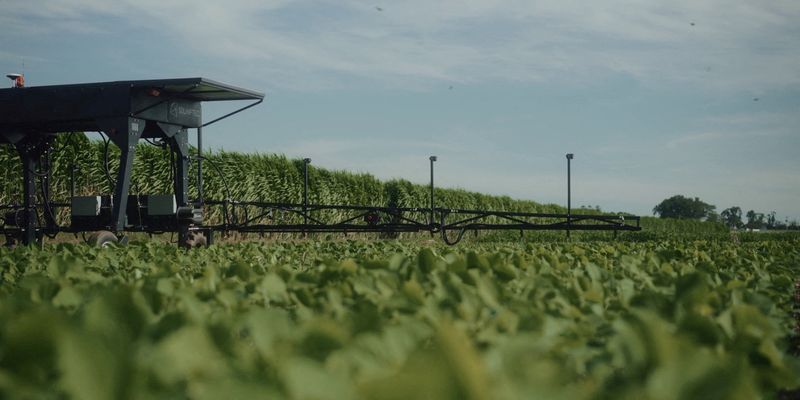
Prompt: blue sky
<box><xmin>2</xmin><ymin>0</ymin><xmax>799</xmax><ymax>221</ymax></box>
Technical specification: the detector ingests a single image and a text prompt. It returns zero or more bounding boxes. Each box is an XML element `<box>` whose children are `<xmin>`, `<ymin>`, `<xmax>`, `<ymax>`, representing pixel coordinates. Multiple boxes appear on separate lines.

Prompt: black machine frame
<box><xmin>0</xmin><ymin>77</ymin><xmax>640</xmax><ymax>247</ymax></box>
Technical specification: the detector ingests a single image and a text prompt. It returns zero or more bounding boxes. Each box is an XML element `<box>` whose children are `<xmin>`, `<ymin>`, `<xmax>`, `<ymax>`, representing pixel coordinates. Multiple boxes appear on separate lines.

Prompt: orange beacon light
<box><xmin>6</xmin><ymin>73</ymin><xmax>24</xmax><ymax>88</ymax></box>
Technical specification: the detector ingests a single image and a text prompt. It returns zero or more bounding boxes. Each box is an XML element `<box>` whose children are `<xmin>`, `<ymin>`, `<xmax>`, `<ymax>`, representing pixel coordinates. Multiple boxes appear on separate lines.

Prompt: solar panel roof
<box><xmin>1</xmin><ymin>77</ymin><xmax>265</xmax><ymax>101</ymax></box>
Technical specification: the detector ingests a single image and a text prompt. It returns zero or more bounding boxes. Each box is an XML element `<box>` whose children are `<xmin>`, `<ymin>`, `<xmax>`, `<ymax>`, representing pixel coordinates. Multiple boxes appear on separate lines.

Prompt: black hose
<box><xmin>194</xmin><ymin>155</ymin><xmax>237</xmax><ymax>226</ymax></box>
<box><xmin>52</xmin><ymin>132</ymin><xmax>75</xmax><ymax>154</ymax></box>
<box><xmin>144</xmin><ymin>138</ymin><xmax>162</xmax><ymax>147</ymax></box>
<box><xmin>40</xmin><ymin>173</ymin><xmax>58</xmax><ymax>228</ymax></box>
<box><xmin>439</xmin><ymin>211</ymin><xmax>465</xmax><ymax>245</ymax></box>
<box><xmin>441</xmin><ymin>226</ymin><xmax>467</xmax><ymax>245</ymax></box>
<box><xmin>168</xmin><ymin>145</ymin><xmax>175</xmax><ymax>184</ymax></box>
<box><xmin>33</xmin><ymin>134</ymin><xmax>76</xmax><ymax>237</ymax></box>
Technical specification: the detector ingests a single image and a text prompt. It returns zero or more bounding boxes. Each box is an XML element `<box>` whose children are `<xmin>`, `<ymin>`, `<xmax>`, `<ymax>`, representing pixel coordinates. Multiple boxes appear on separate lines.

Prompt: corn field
<box><xmin>0</xmin><ymin>133</ymin><xmax>725</xmax><ymax>234</ymax></box>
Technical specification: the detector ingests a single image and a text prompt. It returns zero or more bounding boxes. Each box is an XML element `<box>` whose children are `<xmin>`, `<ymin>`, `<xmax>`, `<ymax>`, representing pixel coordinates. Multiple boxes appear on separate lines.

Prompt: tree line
<box><xmin>652</xmin><ymin>195</ymin><xmax>798</xmax><ymax>230</ymax></box>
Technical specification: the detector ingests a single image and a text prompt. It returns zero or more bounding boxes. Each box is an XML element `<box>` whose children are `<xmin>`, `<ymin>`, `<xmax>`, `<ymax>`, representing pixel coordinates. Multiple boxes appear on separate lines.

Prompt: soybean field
<box><xmin>1</xmin><ymin>238</ymin><xmax>798</xmax><ymax>399</ymax></box>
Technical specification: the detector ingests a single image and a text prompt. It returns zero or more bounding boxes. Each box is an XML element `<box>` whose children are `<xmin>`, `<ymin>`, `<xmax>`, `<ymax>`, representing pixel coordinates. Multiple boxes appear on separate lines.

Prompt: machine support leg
<box><xmin>171</xmin><ymin>129</ymin><xmax>190</xmax><ymax>207</ymax></box>
<box><xmin>111</xmin><ymin>144</ymin><xmax>136</xmax><ymax>232</ymax></box>
<box><xmin>171</xmin><ymin>129</ymin><xmax>191</xmax><ymax>245</ymax></box>
<box><xmin>104</xmin><ymin>117</ymin><xmax>144</xmax><ymax>234</ymax></box>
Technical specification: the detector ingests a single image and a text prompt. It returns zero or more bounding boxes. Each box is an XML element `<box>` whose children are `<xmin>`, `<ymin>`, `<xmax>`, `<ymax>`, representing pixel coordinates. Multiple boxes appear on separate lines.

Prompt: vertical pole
<box><xmin>429</xmin><ymin>156</ymin><xmax>437</xmax><ymax>227</ymax></box>
<box><xmin>197</xmin><ymin>126</ymin><xmax>203</xmax><ymax>205</ymax></box>
<box><xmin>172</xmin><ymin>130</ymin><xmax>190</xmax><ymax>207</ymax></box>
<box><xmin>566</xmin><ymin>153</ymin><xmax>573</xmax><ymax>239</ymax></box>
<box><xmin>303</xmin><ymin>158</ymin><xmax>311</xmax><ymax>236</ymax></box>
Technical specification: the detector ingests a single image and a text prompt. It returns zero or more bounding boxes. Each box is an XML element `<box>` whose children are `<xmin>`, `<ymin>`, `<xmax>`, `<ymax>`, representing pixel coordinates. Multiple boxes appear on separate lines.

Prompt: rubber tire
<box><xmin>181</xmin><ymin>232</ymin><xmax>207</xmax><ymax>248</ymax></box>
<box><xmin>87</xmin><ymin>230</ymin><xmax>118</xmax><ymax>248</ymax></box>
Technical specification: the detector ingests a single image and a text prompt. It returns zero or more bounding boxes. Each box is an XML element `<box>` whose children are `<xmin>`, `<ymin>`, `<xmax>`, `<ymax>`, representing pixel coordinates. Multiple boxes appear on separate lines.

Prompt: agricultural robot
<box><xmin>0</xmin><ymin>77</ymin><xmax>640</xmax><ymax>247</ymax></box>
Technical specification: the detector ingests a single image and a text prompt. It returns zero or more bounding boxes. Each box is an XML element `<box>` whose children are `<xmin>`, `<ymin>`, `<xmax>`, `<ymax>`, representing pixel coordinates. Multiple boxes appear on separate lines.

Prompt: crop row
<box><xmin>0</xmin><ymin>239</ymin><xmax>797</xmax><ymax>398</ymax></box>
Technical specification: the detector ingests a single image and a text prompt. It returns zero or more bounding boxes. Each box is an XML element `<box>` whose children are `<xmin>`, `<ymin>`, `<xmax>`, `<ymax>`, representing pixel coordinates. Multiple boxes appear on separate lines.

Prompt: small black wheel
<box><xmin>87</xmin><ymin>230</ymin><xmax>118</xmax><ymax>248</ymax></box>
<box><xmin>181</xmin><ymin>232</ymin><xmax>207</xmax><ymax>248</ymax></box>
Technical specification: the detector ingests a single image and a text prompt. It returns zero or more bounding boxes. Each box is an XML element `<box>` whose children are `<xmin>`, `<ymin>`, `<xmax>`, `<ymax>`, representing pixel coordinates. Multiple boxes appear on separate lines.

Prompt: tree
<box><xmin>745</xmin><ymin>210</ymin><xmax>764</xmax><ymax>229</ymax></box>
<box><xmin>766</xmin><ymin>211</ymin><xmax>777</xmax><ymax>229</ymax></box>
<box><xmin>720</xmin><ymin>206</ymin><xmax>743</xmax><ymax>229</ymax></box>
<box><xmin>652</xmin><ymin>195</ymin><xmax>716</xmax><ymax>220</ymax></box>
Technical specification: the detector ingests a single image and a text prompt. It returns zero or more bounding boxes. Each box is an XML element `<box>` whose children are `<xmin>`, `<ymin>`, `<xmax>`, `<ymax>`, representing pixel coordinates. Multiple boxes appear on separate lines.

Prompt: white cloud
<box><xmin>664</xmin><ymin>108</ymin><xmax>799</xmax><ymax>150</ymax></box>
<box><xmin>0</xmin><ymin>50</ymin><xmax>46</xmax><ymax>67</ymax></box>
<box><xmin>3</xmin><ymin>0</ymin><xmax>799</xmax><ymax>91</ymax></box>
<box><xmin>666</xmin><ymin>131</ymin><xmax>724</xmax><ymax>149</ymax></box>
<box><xmin>3</xmin><ymin>0</ymin><xmax>798</xmax><ymax>219</ymax></box>
<box><xmin>702</xmin><ymin>110</ymin><xmax>800</xmax><ymax>131</ymax></box>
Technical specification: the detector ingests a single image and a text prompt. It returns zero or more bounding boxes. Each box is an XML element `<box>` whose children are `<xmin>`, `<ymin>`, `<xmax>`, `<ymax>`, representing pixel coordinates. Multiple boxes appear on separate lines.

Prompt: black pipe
<box><xmin>197</xmin><ymin>126</ymin><xmax>203</xmax><ymax>205</ymax></box>
<box><xmin>202</xmin><ymin>99</ymin><xmax>263</xmax><ymax>128</ymax></box>
<box><xmin>70</xmin><ymin>163</ymin><xmax>76</xmax><ymax>199</ymax></box>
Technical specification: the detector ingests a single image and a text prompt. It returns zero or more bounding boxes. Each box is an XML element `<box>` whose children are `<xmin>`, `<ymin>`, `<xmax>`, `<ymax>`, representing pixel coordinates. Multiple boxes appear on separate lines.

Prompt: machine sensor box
<box><xmin>147</xmin><ymin>195</ymin><xmax>177</xmax><ymax>216</ymax></box>
<box><xmin>71</xmin><ymin>196</ymin><xmax>103</xmax><ymax>217</ymax></box>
